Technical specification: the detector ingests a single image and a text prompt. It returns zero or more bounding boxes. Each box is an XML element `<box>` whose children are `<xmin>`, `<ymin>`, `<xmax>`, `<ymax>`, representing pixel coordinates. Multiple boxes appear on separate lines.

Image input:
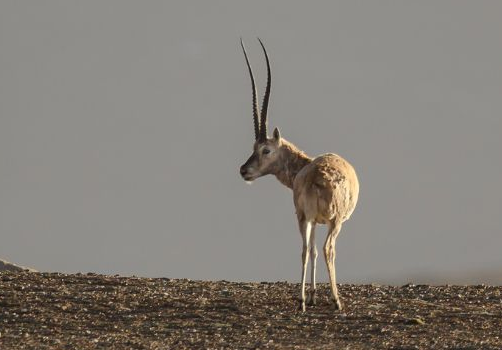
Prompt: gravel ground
<box><xmin>0</xmin><ymin>272</ymin><xmax>501</xmax><ymax>349</ymax></box>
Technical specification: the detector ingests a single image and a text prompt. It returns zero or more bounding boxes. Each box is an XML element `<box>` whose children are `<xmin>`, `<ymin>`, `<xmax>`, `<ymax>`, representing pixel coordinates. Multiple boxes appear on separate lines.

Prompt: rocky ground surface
<box><xmin>0</xmin><ymin>272</ymin><xmax>501</xmax><ymax>349</ymax></box>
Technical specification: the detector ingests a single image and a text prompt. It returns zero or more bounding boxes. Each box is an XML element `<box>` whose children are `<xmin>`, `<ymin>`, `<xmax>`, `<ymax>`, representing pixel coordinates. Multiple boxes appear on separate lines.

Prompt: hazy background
<box><xmin>1</xmin><ymin>1</ymin><xmax>501</xmax><ymax>284</ymax></box>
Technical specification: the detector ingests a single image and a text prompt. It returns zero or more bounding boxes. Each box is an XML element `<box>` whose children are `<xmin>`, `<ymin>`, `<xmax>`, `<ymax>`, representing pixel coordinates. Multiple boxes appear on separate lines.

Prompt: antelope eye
<box><xmin>262</xmin><ymin>148</ymin><xmax>271</xmax><ymax>155</ymax></box>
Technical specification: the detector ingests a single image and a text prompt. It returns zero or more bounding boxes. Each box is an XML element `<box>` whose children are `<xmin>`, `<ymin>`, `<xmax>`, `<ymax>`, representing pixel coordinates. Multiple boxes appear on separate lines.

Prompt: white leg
<box><xmin>299</xmin><ymin>219</ymin><xmax>312</xmax><ymax>312</ymax></box>
<box><xmin>324</xmin><ymin>219</ymin><xmax>342</xmax><ymax>310</ymax></box>
<box><xmin>307</xmin><ymin>224</ymin><xmax>317</xmax><ymax>306</ymax></box>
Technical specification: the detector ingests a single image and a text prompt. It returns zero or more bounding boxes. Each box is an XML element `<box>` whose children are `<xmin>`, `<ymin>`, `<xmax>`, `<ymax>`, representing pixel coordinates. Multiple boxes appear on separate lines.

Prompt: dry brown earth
<box><xmin>0</xmin><ymin>272</ymin><xmax>501</xmax><ymax>349</ymax></box>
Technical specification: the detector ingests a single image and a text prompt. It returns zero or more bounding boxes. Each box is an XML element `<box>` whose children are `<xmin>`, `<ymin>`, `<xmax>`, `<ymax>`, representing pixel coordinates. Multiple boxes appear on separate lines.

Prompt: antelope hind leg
<box><xmin>324</xmin><ymin>219</ymin><xmax>343</xmax><ymax>310</ymax></box>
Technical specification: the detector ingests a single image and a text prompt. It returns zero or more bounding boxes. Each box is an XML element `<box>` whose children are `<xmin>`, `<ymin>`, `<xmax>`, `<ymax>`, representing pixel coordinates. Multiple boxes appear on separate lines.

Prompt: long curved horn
<box><xmin>258</xmin><ymin>38</ymin><xmax>271</xmax><ymax>141</ymax></box>
<box><xmin>240</xmin><ymin>38</ymin><xmax>260</xmax><ymax>141</ymax></box>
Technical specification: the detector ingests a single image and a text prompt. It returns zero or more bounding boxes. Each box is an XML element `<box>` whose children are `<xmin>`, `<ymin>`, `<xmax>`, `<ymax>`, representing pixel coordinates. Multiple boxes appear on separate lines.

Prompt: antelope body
<box><xmin>239</xmin><ymin>39</ymin><xmax>359</xmax><ymax>311</ymax></box>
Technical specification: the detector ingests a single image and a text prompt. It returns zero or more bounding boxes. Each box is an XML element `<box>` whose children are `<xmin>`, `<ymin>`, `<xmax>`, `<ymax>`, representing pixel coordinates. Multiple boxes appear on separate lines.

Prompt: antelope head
<box><xmin>239</xmin><ymin>39</ymin><xmax>283</xmax><ymax>182</ymax></box>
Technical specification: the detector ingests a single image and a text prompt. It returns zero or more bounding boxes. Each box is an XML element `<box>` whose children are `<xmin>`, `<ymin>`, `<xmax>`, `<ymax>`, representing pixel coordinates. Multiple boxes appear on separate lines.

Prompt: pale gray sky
<box><xmin>1</xmin><ymin>1</ymin><xmax>501</xmax><ymax>284</ymax></box>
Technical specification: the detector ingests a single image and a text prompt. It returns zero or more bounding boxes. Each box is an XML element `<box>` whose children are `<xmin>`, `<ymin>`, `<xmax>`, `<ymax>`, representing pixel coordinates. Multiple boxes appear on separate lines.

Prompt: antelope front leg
<box><xmin>298</xmin><ymin>218</ymin><xmax>312</xmax><ymax>312</ymax></box>
<box><xmin>324</xmin><ymin>219</ymin><xmax>342</xmax><ymax>310</ymax></box>
<box><xmin>306</xmin><ymin>224</ymin><xmax>317</xmax><ymax>306</ymax></box>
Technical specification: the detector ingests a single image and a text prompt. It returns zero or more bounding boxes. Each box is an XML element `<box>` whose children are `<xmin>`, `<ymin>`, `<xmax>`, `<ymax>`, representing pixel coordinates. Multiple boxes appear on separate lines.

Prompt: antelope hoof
<box><xmin>306</xmin><ymin>290</ymin><xmax>317</xmax><ymax>306</ymax></box>
<box><xmin>332</xmin><ymin>298</ymin><xmax>343</xmax><ymax>311</ymax></box>
<box><xmin>298</xmin><ymin>299</ymin><xmax>306</xmax><ymax>312</ymax></box>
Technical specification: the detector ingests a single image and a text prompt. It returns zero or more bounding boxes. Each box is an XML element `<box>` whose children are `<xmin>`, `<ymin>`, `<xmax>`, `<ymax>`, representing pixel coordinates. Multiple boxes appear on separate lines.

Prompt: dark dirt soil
<box><xmin>0</xmin><ymin>272</ymin><xmax>501</xmax><ymax>349</ymax></box>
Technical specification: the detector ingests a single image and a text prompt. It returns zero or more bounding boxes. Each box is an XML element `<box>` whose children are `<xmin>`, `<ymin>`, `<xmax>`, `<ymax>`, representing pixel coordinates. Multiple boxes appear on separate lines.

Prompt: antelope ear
<box><xmin>273</xmin><ymin>127</ymin><xmax>281</xmax><ymax>141</ymax></box>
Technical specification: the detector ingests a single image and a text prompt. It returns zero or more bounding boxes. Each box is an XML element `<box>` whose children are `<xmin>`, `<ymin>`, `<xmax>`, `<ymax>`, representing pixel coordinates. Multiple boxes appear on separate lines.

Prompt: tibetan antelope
<box><xmin>239</xmin><ymin>39</ymin><xmax>359</xmax><ymax>312</ymax></box>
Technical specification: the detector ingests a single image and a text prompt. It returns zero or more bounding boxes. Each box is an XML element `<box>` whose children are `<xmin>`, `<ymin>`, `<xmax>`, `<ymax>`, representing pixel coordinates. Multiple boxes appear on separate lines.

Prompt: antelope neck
<box><xmin>272</xmin><ymin>140</ymin><xmax>312</xmax><ymax>189</ymax></box>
